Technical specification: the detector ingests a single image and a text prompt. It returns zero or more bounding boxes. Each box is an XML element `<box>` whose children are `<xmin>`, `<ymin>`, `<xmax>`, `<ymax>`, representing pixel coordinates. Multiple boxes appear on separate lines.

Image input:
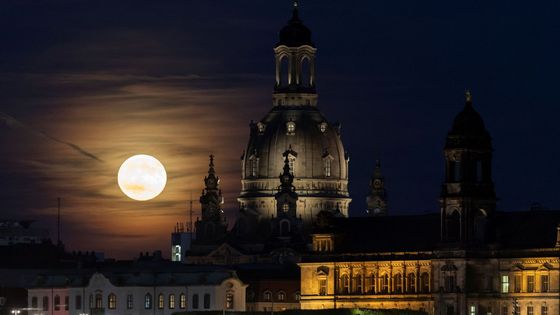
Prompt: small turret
<box><xmin>366</xmin><ymin>160</ymin><xmax>388</xmax><ymax>216</ymax></box>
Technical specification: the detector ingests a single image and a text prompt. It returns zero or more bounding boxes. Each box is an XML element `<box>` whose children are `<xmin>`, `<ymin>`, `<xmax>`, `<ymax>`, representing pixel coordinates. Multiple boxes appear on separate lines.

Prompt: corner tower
<box><xmin>238</xmin><ymin>2</ymin><xmax>351</xmax><ymax>227</ymax></box>
<box><xmin>440</xmin><ymin>91</ymin><xmax>496</xmax><ymax>244</ymax></box>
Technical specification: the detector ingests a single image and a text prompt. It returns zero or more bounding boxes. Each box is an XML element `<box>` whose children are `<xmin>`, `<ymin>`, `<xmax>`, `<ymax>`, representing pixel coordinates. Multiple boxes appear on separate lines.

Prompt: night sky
<box><xmin>2</xmin><ymin>0</ymin><xmax>560</xmax><ymax>259</ymax></box>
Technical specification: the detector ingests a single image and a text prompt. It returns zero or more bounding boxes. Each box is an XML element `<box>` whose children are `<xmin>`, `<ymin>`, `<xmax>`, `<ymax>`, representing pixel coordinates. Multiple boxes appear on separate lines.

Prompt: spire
<box><xmin>204</xmin><ymin>154</ymin><xmax>219</xmax><ymax>190</ymax></box>
<box><xmin>373</xmin><ymin>159</ymin><xmax>382</xmax><ymax>179</ymax></box>
<box><xmin>292</xmin><ymin>0</ymin><xmax>299</xmax><ymax>20</ymax></box>
<box><xmin>279</xmin><ymin>155</ymin><xmax>295</xmax><ymax>192</ymax></box>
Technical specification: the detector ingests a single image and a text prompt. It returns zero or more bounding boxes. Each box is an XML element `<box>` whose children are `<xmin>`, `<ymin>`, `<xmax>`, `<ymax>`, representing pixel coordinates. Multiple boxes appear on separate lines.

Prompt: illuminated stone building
<box><xmin>298</xmin><ymin>94</ymin><xmax>560</xmax><ymax>315</ymax></box>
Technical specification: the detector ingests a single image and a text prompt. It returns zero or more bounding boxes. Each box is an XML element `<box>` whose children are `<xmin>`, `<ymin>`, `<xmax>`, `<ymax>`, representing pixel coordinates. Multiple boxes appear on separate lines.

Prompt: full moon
<box><xmin>118</xmin><ymin>154</ymin><xmax>167</xmax><ymax>201</ymax></box>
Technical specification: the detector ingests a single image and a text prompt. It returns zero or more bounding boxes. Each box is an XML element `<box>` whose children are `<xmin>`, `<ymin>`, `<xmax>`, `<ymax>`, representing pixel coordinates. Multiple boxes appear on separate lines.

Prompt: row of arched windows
<box><xmin>276</xmin><ymin>54</ymin><xmax>314</xmax><ymax>88</ymax></box>
<box><xmin>337</xmin><ymin>272</ymin><xmax>430</xmax><ymax>294</ymax></box>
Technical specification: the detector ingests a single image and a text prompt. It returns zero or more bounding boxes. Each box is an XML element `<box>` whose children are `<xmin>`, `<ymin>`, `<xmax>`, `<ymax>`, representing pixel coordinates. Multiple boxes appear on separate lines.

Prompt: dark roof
<box><xmin>310</xmin><ymin>210</ymin><xmax>560</xmax><ymax>256</ymax></box>
<box><xmin>325</xmin><ymin>213</ymin><xmax>441</xmax><ymax>253</ymax></box>
<box><xmin>277</xmin><ymin>7</ymin><xmax>314</xmax><ymax>47</ymax></box>
<box><xmin>446</xmin><ymin>100</ymin><xmax>492</xmax><ymax>149</ymax></box>
<box><xmin>495</xmin><ymin>210</ymin><xmax>560</xmax><ymax>249</ymax></box>
<box><xmin>29</xmin><ymin>263</ymin><xmax>239</xmax><ymax>288</ymax></box>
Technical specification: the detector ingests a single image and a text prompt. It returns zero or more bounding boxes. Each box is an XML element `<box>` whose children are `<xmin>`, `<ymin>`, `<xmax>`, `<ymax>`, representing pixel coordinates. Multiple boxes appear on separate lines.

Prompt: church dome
<box><xmin>446</xmin><ymin>92</ymin><xmax>491</xmax><ymax>149</ymax></box>
<box><xmin>277</xmin><ymin>5</ymin><xmax>314</xmax><ymax>47</ymax></box>
<box><xmin>239</xmin><ymin>106</ymin><xmax>350</xmax><ymax>222</ymax></box>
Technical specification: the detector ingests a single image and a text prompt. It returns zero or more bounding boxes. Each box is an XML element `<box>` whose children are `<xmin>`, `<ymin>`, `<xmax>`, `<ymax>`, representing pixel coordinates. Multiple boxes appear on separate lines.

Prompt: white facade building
<box><xmin>27</xmin><ymin>267</ymin><xmax>247</xmax><ymax>315</ymax></box>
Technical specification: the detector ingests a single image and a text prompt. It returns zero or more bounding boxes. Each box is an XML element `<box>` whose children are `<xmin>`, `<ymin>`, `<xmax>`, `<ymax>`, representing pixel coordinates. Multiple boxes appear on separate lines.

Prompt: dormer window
<box><xmin>319</xmin><ymin>122</ymin><xmax>328</xmax><ymax>133</ymax></box>
<box><xmin>257</xmin><ymin>122</ymin><xmax>266</xmax><ymax>134</ymax></box>
<box><xmin>286</xmin><ymin>121</ymin><xmax>296</xmax><ymax>135</ymax></box>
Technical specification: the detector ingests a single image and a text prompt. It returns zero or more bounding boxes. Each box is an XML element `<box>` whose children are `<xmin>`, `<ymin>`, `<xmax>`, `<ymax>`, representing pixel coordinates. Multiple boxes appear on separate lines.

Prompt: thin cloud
<box><xmin>0</xmin><ymin>111</ymin><xmax>103</xmax><ymax>162</ymax></box>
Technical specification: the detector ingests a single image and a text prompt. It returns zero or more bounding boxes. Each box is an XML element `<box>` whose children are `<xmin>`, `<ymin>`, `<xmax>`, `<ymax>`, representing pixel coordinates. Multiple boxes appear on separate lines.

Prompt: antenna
<box><xmin>189</xmin><ymin>191</ymin><xmax>193</xmax><ymax>232</ymax></box>
<box><xmin>57</xmin><ymin>197</ymin><xmax>61</xmax><ymax>246</ymax></box>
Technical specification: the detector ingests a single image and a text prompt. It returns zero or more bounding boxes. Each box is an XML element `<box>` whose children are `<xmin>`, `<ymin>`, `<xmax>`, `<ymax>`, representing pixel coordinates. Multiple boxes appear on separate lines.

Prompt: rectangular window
<box><xmin>31</xmin><ymin>297</ymin><xmax>38</xmax><ymax>309</ymax></box>
<box><xmin>319</xmin><ymin>279</ymin><xmax>327</xmax><ymax>295</ymax></box>
<box><xmin>541</xmin><ymin>306</ymin><xmax>548</xmax><ymax>315</ymax></box>
<box><xmin>514</xmin><ymin>275</ymin><xmax>521</xmax><ymax>292</ymax></box>
<box><xmin>501</xmin><ymin>306</ymin><xmax>508</xmax><ymax>315</ymax></box>
<box><xmin>127</xmin><ymin>294</ymin><xmax>133</xmax><ymax>309</ymax></box>
<box><xmin>192</xmin><ymin>294</ymin><xmax>199</xmax><ymax>309</ymax></box>
<box><xmin>43</xmin><ymin>296</ymin><xmax>49</xmax><ymax>311</ymax></box>
<box><xmin>203</xmin><ymin>294</ymin><xmax>210</xmax><ymax>309</ymax></box>
<box><xmin>527</xmin><ymin>275</ymin><xmax>535</xmax><ymax>292</ymax></box>
<box><xmin>54</xmin><ymin>295</ymin><xmax>60</xmax><ymax>311</ymax></box>
<box><xmin>445</xmin><ymin>275</ymin><xmax>456</xmax><ymax>292</ymax></box>
<box><xmin>65</xmin><ymin>296</ymin><xmax>69</xmax><ymax>311</ymax></box>
<box><xmin>501</xmin><ymin>275</ymin><xmax>509</xmax><ymax>293</ymax></box>
<box><xmin>158</xmin><ymin>294</ymin><xmax>164</xmax><ymax>309</ymax></box>
<box><xmin>470</xmin><ymin>305</ymin><xmax>477</xmax><ymax>315</ymax></box>
<box><xmin>226</xmin><ymin>293</ymin><xmax>234</xmax><ymax>309</ymax></box>
<box><xmin>447</xmin><ymin>305</ymin><xmax>455</xmax><ymax>315</ymax></box>
<box><xmin>527</xmin><ymin>306</ymin><xmax>534</xmax><ymax>315</ymax></box>
<box><xmin>540</xmin><ymin>275</ymin><xmax>549</xmax><ymax>292</ymax></box>
<box><xmin>453</xmin><ymin>161</ymin><xmax>462</xmax><ymax>182</ymax></box>
<box><xmin>75</xmin><ymin>295</ymin><xmax>82</xmax><ymax>310</ymax></box>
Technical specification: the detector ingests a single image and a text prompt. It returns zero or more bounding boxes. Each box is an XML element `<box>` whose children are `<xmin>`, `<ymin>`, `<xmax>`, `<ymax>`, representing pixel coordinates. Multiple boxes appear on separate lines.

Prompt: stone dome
<box><xmin>277</xmin><ymin>7</ymin><xmax>314</xmax><ymax>47</ymax></box>
<box><xmin>239</xmin><ymin>106</ymin><xmax>350</xmax><ymax>223</ymax></box>
<box><xmin>446</xmin><ymin>95</ymin><xmax>491</xmax><ymax>150</ymax></box>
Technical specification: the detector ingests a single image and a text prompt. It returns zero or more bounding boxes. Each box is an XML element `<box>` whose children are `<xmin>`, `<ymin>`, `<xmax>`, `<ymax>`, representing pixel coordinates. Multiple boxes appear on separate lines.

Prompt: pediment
<box><xmin>207</xmin><ymin>243</ymin><xmax>244</xmax><ymax>258</ymax></box>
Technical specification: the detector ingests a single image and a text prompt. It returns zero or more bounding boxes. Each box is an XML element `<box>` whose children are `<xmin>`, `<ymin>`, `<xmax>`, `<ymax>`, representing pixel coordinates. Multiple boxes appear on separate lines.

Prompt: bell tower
<box><xmin>440</xmin><ymin>91</ymin><xmax>496</xmax><ymax>244</ymax></box>
<box><xmin>366</xmin><ymin>160</ymin><xmax>388</xmax><ymax>216</ymax></box>
<box><xmin>273</xmin><ymin>0</ymin><xmax>317</xmax><ymax>107</ymax></box>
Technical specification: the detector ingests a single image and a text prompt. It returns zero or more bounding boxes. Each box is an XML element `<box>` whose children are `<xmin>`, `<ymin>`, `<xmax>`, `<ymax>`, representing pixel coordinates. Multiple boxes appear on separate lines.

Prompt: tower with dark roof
<box><xmin>440</xmin><ymin>91</ymin><xmax>496</xmax><ymax>244</ymax></box>
<box><xmin>195</xmin><ymin>155</ymin><xmax>227</xmax><ymax>243</ymax></box>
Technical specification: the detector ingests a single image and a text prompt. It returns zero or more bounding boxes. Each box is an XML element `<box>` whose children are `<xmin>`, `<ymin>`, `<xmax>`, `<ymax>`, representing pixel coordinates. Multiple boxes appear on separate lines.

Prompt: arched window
<box><xmin>365</xmin><ymin>273</ymin><xmax>375</xmax><ymax>294</ymax></box>
<box><xmin>300</xmin><ymin>56</ymin><xmax>311</xmax><ymax>87</ymax></box>
<box><xmin>294</xmin><ymin>291</ymin><xmax>301</xmax><ymax>301</ymax></box>
<box><xmin>381</xmin><ymin>274</ymin><xmax>389</xmax><ymax>293</ymax></box>
<box><xmin>279</xmin><ymin>56</ymin><xmax>290</xmax><ymax>86</ymax></box>
<box><xmin>249</xmin><ymin>155</ymin><xmax>259</xmax><ymax>177</ymax></box>
<box><xmin>95</xmin><ymin>293</ymin><xmax>102</xmax><ymax>308</ymax></box>
<box><xmin>394</xmin><ymin>274</ymin><xmax>402</xmax><ymax>293</ymax></box>
<box><xmin>226</xmin><ymin>292</ymin><xmax>234</xmax><ymax>309</ymax></box>
<box><xmin>340</xmin><ymin>274</ymin><xmax>350</xmax><ymax>294</ymax></box>
<box><xmin>203</xmin><ymin>293</ymin><xmax>210</xmax><ymax>309</ymax></box>
<box><xmin>144</xmin><ymin>293</ymin><xmax>152</xmax><ymax>309</ymax></box>
<box><xmin>421</xmin><ymin>272</ymin><xmax>430</xmax><ymax>293</ymax></box>
<box><xmin>407</xmin><ymin>273</ymin><xmax>416</xmax><ymax>293</ymax></box>
<box><xmin>179</xmin><ymin>293</ymin><xmax>187</xmax><ymax>309</ymax></box>
<box><xmin>354</xmin><ymin>274</ymin><xmax>363</xmax><ymax>294</ymax></box>
<box><xmin>108</xmin><ymin>293</ymin><xmax>116</xmax><ymax>309</ymax></box>
<box><xmin>277</xmin><ymin>291</ymin><xmax>286</xmax><ymax>301</ymax></box>
<box><xmin>158</xmin><ymin>293</ymin><xmax>164</xmax><ymax>309</ymax></box>
<box><xmin>192</xmin><ymin>294</ymin><xmax>199</xmax><ymax>309</ymax></box>
<box><xmin>169</xmin><ymin>294</ymin><xmax>175</xmax><ymax>309</ymax></box>
<box><xmin>54</xmin><ymin>295</ymin><xmax>61</xmax><ymax>311</ymax></box>
<box><xmin>263</xmin><ymin>291</ymin><xmax>272</xmax><ymax>302</ymax></box>
<box><xmin>447</xmin><ymin>210</ymin><xmax>460</xmax><ymax>241</ymax></box>
<box><xmin>42</xmin><ymin>296</ymin><xmax>49</xmax><ymax>311</ymax></box>
<box><xmin>323</xmin><ymin>155</ymin><xmax>333</xmax><ymax>177</ymax></box>
<box><xmin>474</xmin><ymin>209</ymin><xmax>487</xmax><ymax>242</ymax></box>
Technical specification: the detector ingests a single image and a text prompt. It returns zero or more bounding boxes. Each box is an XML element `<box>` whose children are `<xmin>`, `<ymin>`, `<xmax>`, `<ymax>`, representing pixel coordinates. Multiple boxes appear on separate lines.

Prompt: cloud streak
<box><xmin>0</xmin><ymin>111</ymin><xmax>104</xmax><ymax>162</ymax></box>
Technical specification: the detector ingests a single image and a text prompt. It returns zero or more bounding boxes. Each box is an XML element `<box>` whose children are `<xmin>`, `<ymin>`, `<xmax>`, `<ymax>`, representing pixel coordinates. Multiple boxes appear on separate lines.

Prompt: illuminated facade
<box><xmin>298</xmin><ymin>95</ymin><xmax>560</xmax><ymax>315</ymax></box>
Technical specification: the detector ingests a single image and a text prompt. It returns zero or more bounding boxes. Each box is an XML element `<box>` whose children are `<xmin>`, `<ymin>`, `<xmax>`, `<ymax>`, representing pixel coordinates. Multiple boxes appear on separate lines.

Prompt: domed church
<box><xmin>238</xmin><ymin>1</ymin><xmax>351</xmax><ymax>225</ymax></box>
